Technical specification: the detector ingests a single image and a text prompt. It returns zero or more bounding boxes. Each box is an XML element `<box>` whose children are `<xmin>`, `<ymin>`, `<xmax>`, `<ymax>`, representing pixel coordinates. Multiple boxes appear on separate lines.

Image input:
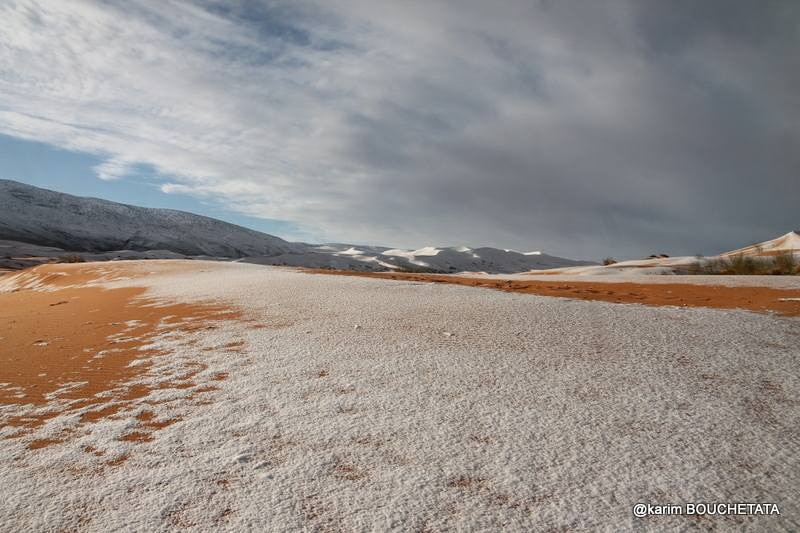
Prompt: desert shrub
<box><xmin>701</xmin><ymin>257</ymin><xmax>729</xmax><ymax>274</ymax></box>
<box><xmin>602</xmin><ymin>257</ymin><xmax>617</xmax><ymax>266</ymax></box>
<box><xmin>686</xmin><ymin>255</ymin><xmax>704</xmax><ymax>275</ymax></box>
<box><xmin>698</xmin><ymin>253</ymin><xmax>799</xmax><ymax>275</ymax></box>
<box><xmin>56</xmin><ymin>254</ymin><xmax>85</xmax><ymax>263</ymax></box>
<box><xmin>727</xmin><ymin>254</ymin><xmax>759</xmax><ymax>275</ymax></box>
<box><xmin>395</xmin><ymin>262</ymin><xmax>439</xmax><ymax>274</ymax></box>
<box><xmin>772</xmin><ymin>251</ymin><xmax>798</xmax><ymax>275</ymax></box>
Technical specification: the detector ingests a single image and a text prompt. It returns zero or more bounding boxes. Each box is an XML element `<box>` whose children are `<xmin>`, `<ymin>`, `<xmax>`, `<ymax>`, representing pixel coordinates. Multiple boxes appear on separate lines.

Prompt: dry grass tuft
<box><xmin>56</xmin><ymin>254</ymin><xmax>86</xmax><ymax>263</ymax></box>
<box><xmin>698</xmin><ymin>252</ymin><xmax>799</xmax><ymax>275</ymax></box>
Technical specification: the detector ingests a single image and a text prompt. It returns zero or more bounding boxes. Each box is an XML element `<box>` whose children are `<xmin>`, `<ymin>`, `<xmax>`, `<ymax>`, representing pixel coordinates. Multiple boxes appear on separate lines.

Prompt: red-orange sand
<box><xmin>306</xmin><ymin>270</ymin><xmax>800</xmax><ymax>317</ymax></box>
<box><xmin>0</xmin><ymin>263</ymin><xmax>238</xmax><ymax>448</ymax></box>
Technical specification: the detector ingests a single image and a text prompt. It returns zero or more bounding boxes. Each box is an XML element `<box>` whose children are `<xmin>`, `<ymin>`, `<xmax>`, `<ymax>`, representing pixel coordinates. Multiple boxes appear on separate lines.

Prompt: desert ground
<box><xmin>1</xmin><ymin>261</ymin><xmax>799</xmax><ymax>531</ymax></box>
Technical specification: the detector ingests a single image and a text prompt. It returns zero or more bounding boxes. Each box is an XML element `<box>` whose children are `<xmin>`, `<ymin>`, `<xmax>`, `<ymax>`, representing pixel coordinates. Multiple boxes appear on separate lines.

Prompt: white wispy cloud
<box><xmin>0</xmin><ymin>0</ymin><xmax>797</xmax><ymax>256</ymax></box>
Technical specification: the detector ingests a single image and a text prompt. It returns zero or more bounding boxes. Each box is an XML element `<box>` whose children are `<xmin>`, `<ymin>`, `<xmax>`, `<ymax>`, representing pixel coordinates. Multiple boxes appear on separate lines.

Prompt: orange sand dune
<box><xmin>0</xmin><ymin>263</ymin><xmax>237</xmax><ymax>448</ymax></box>
<box><xmin>306</xmin><ymin>270</ymin><xmax>800</xmax><ymax>317</ymax></box>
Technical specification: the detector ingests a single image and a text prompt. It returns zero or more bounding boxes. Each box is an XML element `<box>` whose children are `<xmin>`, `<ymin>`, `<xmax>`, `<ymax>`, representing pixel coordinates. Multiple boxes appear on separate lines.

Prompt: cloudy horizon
<box><xmin>1</xmin><ymin>0</ymin><xmax>798</xmax><ymax>260</ymax></box>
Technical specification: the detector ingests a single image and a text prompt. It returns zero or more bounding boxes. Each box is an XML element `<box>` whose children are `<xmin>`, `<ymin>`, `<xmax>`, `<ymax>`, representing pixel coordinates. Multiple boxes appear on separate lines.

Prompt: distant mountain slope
<box><xmin>0</xmin><ymin>179</ymin><xmax>299</xmax><ymax>258</ymax></box>
<box><xmin>0</xmin><ymin>179</ymin><xmax>593</xmax><ymax>273</ymax></box>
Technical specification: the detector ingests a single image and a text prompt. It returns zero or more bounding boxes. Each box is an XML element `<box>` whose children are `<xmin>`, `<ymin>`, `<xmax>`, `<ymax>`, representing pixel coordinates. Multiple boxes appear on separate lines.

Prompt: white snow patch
<box><xmin>2</xmin><ymin>261</ymin><xmax>798</xmax><ymax>531</ymax></box>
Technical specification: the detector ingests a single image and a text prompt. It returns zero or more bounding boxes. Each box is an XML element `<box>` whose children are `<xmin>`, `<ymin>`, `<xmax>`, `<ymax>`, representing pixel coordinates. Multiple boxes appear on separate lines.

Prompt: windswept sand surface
<box><xmin>1</xmin><ymin>261</ymin><xmax>799</xmax><ymax>531</ymax></box>
<box><xmin>308</xmin><ymin>270</ymin><xmax>800</xmax><ymax>317</ymax></box>
<box><xmin>0</xmin><ymin>264</ymin><xmax>237</xmax><ymax>450</ymax></box>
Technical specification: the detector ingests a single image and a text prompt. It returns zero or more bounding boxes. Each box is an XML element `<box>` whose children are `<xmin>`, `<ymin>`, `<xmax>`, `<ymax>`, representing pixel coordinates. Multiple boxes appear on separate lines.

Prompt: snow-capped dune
<box><xmin>526</xmin><ymin>231</ymin><xmax>800</xmax><ymax>276</ymax></box>
<box><xmin>721</xmin><ymin>231</ymin><xmax>800</xmax><ymax>257</ymax></box>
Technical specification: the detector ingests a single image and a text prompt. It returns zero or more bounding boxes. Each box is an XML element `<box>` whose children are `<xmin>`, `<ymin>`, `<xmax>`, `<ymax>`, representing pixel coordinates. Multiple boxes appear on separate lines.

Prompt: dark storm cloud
<box><xmin>317</xmin><ymin>0</ymin><xmax>800</xmax><ymax>258</ymax></box>
<box><xmin>0</xmin><ymin>0</ymin><xmax>797</xmax><ymax>259</ymax></box>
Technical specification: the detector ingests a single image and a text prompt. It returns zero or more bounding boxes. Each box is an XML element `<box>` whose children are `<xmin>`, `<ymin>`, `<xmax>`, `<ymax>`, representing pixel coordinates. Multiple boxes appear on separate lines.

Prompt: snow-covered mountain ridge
<box><xmin>0</xmin><ymin>180</ymin><xmax>592</xmax><ymax>273</ymax></box>
<box><xmin>0</xmin><ymin>179</ymin><xmax>299</xmax><ymax>258</ymax></box>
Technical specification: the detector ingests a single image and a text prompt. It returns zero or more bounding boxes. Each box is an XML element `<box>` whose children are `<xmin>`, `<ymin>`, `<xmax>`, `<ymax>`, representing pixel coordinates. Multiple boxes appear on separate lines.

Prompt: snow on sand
<box><xmin>307</xmin><ymin>270</ymin><xmax>800</xmax><ymax>317</ymax></box>
<box><xmin>1</xmin><ymin>261</ymin><xmax>798</xmax><ymax>531</ymax></box>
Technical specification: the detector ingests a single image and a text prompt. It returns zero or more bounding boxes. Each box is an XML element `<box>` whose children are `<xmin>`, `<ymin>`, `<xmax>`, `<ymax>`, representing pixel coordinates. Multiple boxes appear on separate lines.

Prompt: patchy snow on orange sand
<box><xmin>308</xmin><ymin>269</ymin><xmax>800</xmax><ymax>317</ymax></box>
<box><xmin>1</xmin><ymin>260</ymin><xmax>798</xmax><ymax>531</ymax></box>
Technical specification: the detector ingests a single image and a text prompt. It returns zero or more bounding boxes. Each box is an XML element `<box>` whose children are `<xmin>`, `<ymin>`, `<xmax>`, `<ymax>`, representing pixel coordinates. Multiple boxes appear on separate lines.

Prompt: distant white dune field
<box><xmin>1</xmin><ymin>261</ymin><xmax>799</xmax><ymax>531</ymax></box>
<box><xmin>301</xmin><ymin>243</ymin><xmax>592</xmax><ymax>273</ymax></box>
<box><xmin>527</xmin><ymin>231</ymin><xmax>800</xmax><ymax>276</ymax></box>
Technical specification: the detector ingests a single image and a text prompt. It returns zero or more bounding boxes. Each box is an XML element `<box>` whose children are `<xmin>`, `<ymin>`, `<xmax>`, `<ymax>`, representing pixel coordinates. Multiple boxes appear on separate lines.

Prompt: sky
<box><xmin>0</xmin><ymin>0</ymin><xmax>797</xmax><ymax>260</ymax></box>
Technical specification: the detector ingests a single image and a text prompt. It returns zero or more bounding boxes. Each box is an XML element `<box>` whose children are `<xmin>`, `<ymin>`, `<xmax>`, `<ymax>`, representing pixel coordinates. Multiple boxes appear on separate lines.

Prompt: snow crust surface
<box><xmin>2</xmin><ymin>261</ymin><xmax>798</xmax><ymax>531</ymax></box>
<box><xmin>472</xmin><ymin>271</ymin><xmax>800</xmax><ymax>289</ymax></box>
